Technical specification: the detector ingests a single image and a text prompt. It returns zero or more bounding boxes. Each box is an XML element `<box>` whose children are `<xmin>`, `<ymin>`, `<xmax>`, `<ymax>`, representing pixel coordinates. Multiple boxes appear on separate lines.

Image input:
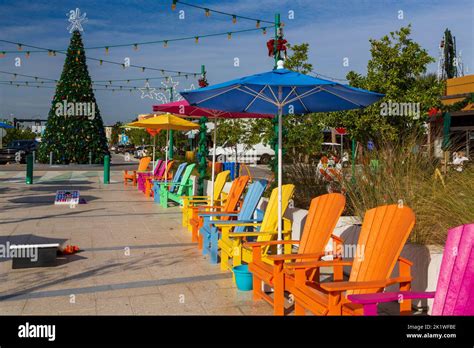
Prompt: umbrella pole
<box><xmin>277</xmin><ymin>105</ymin><xmax>283</xmax><ymax>254</ymax></box>
<box><xmin>153</xmin><ymin>135</ymin><xmax>156</xmax><ymax>170</ymax></box>
<box><xmin>210</xmin><ymin>116</ymin><xmax>217</xmax><ymax>207</ymax></box>
<box><xmin>165</xmin><ymin>129</ymin><xmax>169</xmax><ymax>184</ymax></box>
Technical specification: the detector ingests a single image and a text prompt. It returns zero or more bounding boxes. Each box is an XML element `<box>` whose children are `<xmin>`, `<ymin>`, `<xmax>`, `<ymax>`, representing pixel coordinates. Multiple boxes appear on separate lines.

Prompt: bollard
<box><xmin>103</xmin><ymin>154</ymin><xmax>110</xmax><ymax>184</ymax></box>
<box><xmin>49</xmin><ymin>151</ymin><xmax>53</xmax><ymax>166</ymax></box>
<box><xmin>26</xmin><ymin>153</ymin><xmax>33</xmax><ymax>184</ymax></box>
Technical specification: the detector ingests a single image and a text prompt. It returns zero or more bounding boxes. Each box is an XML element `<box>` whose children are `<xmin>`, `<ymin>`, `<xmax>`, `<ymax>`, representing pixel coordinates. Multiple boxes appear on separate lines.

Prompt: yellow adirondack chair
<box><xmin>181</xmin><ymin>170</ymin><xmax>230</xmax><ymax>230</ymax></box>
<box><xmin>215</xmin><ymin>184</ymin><xmax>295</xmax><ymax>273</ymax></box>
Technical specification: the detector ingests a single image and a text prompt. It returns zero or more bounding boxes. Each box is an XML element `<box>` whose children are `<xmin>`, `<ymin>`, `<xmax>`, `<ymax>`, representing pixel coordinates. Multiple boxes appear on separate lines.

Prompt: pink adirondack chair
<box><xmin>137</xmin><ymin>160</ymin><xmax>163</xmax><ymax>192</ymax></box>
<box><xmin>348</xmin><ymin>223</ymin><xmax>474</xmax><ymax>316</ymax></box>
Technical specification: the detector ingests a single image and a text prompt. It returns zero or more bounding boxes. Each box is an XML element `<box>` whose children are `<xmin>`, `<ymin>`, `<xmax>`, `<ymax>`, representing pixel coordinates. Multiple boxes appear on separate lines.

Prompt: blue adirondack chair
<box><xmin>199</xmin><ymin>179</ymin><xmax>268</xmax><ymax>264</ymax></box>
<box><xmin>152</xmin><ymin>162</ymin><xmax>187</xmax><ymax>204</ymax></box>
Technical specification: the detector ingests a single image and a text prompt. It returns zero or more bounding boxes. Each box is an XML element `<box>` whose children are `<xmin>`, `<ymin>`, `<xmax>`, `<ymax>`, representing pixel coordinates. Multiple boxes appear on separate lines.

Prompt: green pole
<box><xmin>273</xmin><ymin>13</ymin><xmax>281</xmax><ymax>69</ymax></box>
<box><xmin>197</xmin><ymin>64</ymin><xmax>208</xmax><ymax>196</ymax></box>
<box><xmin>168</xmin><ymin>87</ymin><xmax>174</xmax><ymax>159</ymax></box>
<box><xmin>271</xmin><ymin>13</ymin><xmax>282</xmax><ymax>176</ymax></box>
<box><xmin>351</xmin><ymin>138</ymin><xmax>356</xmax><ymax>184</ymax></box>
<box><xmin>104</xmin><ymin>154</ymin><xmax>110</xmax><ymax>184</ymax></box>
<box><xmin>26</xmin><ymin>153</ymin><xmax>33</xmax><ymax>184</ymax></box>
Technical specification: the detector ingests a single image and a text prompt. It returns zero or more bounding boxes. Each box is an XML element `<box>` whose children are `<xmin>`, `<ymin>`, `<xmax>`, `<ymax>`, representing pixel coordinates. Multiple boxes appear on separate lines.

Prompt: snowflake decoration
<box><xmin>67</xmin><ymin>8</ymin><xmax>88</xmax><ymax>33</ymax></box>
<box><xmin>154</xmin><ymin>77</ymin><xmax>183</xmax><ymax>103</ymax></box>
<box><xmin>138</xmin><ymin>82</ymin><xmax>158</xmax><ymax>99</ymax></box>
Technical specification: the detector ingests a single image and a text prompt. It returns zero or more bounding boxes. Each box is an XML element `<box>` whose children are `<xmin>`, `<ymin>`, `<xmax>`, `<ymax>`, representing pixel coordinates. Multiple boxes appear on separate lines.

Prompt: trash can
<box><xmin>223</xmin><ymin>162</ymin><xmax>240</xmax><ymax>180</ymax></box>
<box><xmin>233</xmin><ymin>265</ymin><xmax>253</xmax><ymax>291</ymax></box>
<box><xmin>208</xmin><ymin>161</ymin><xmax>222</xmax><ymax>174</ymax></box>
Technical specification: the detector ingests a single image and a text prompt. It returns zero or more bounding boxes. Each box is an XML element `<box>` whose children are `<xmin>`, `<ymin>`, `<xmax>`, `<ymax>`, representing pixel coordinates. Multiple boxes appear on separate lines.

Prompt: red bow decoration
<box><xmin>428</xmin><ymin>107</ymin><xmax>439</xmax><ymax>117</ymax></box>
<box><xmin>267</xmin><ymin>39</ymin><xmax>288</xmax><ymax>57</ymax></box>
<box><xmin>146</xmin><ymin>129</ymin><xmax>160</xmax><ymax>137</ymax></box>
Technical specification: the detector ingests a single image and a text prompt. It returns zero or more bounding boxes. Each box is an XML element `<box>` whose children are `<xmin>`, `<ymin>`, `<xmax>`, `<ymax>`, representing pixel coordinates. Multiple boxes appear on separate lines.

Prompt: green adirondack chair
<box><xmin>159</xmin><ymin>163</ymin><xmax>196</xmax><ymax>208</ymax></box>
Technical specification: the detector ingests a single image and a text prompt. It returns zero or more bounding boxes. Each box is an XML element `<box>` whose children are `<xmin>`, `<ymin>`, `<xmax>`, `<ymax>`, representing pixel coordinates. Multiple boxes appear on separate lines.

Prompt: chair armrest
<box><xmin>227</xmin><ymin>229</ymin><xmax>291</xmax><ymax>238</ymax></box>
<box><xmin>347</xmin><ymin>291</ymin><xmax>436</xmax><ymax>305</ymax></box>
<box><xmin>245</xmin><ymin>240</ymin><xmax>300</xmax><ymax>248</ymax></box>
<box><xmin>267</xmin><ymin>252</ymin><xmax>326</xmax><ymax>262</ymax></box>
<box><xmin>213</xmin><ymin>221</ymin><xmax>262</xmax><ymax>228</ymax></box>
<box><xmin>285</xmin><ymin>259</ymin><xmax>353</xmax><ymax>270</ymax></box>
<box><xmin>199</xmin><ymin>212</ymin><xmax>239</xmax><ymax>218</ymax></box>
<box><xmin>320</xmin><ymin>279</ymin><xmax>389</xmax><ymax>292</ymax></box>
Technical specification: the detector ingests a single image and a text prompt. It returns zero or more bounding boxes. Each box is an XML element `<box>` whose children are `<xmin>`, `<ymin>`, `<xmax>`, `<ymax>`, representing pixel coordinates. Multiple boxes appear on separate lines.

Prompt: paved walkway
<box><xmin>0</xmin><ymin>170</ymin><xmax>272</xmax><ymax>315</ymax></box>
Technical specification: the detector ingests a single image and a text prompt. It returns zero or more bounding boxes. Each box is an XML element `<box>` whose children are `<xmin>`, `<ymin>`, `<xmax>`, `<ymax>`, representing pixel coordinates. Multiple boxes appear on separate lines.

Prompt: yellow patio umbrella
<box><xmin>126</xmin><ymin>113</ymin><xmax>199</xmax><ymax>182</ymax></box>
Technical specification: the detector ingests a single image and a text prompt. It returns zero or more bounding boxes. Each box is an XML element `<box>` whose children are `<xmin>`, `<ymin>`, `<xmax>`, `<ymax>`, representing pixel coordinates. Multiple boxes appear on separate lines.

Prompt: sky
<box><xmin>0</xmin><ymin>0</ymin><xmax>473</xmax><ymax>125</ymax></box>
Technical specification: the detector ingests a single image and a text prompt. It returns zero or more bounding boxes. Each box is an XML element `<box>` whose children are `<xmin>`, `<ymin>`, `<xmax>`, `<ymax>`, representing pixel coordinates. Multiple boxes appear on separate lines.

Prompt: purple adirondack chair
<box><xmin>137</xmin><ymin>159</ymin><xmax>163</xmax><ymax>192</ymax></box>
<box><xmin>348</xmin><ymin>223</ymin><xmax>474</xmax><ymax>315</ymax></box>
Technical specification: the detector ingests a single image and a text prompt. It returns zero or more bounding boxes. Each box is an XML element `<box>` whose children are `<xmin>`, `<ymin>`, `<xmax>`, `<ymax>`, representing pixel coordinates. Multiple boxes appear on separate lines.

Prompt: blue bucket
<box><xmin>233</xmin><ymin>264</ymin><xmax>253</xmax><ymax>291</ymax></box>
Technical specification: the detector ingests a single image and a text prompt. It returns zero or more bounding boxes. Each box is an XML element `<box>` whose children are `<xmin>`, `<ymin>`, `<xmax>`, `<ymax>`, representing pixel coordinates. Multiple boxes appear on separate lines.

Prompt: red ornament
<box><xmin>266</xmin><ymin>39</ymin><xmax>288</xmax><ymax>57</ymax></box>
<box><xmin>428</xmin><ymin>107</ymin><xmax>439</xmax><ymax>117</ymax></box>
<box><xmin>198</xmin><ymin>77</ymin><xmax>209</xmax><ymax>88</ymax></box>
<box><xmin>335</xmin><ymin>127</ymin><xmax>347</xmax><ymax>135</ymax></box>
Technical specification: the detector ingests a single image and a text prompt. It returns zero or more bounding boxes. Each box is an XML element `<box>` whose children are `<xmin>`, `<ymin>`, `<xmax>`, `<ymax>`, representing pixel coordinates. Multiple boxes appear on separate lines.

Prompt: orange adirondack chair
<box><xmin>288</xmin><ymin>204</ymin><xmax>415</xmax><ymax>315</ymax></box>
<box><xmin>144</xmin><ymin>160</ymin><xmax>174</xmax><ymax>197</ymax></box>
<box><xmin>123</xmin><ymin>157</ymin><xmax>151</xmax><ymax>186</ymax></box>
<box><xmin>189</xmin><ymin>175</ymin><xmax>250</xmax><ymax>247</ymax></box>
<box><xmin>246</xmin><ymin>193</ymin><xmax>346</xmax><ymax>315</ymax></box>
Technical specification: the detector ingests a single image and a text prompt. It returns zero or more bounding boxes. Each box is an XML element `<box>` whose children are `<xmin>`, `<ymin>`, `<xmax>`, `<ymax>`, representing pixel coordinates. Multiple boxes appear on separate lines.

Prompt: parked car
<box><xmin>208</xmin><ymin>141</ymin><xmax>275</xmax><ymax>164</ymax></box>
<box><xmin>0</xmin><ymin>140</ymin><xmax>38</xmax><ymax>164</ymax></box>
<box><xmin>110</xmin><ymin>144</ymin><xmax>136</xmax><ymax>154</ymax></box>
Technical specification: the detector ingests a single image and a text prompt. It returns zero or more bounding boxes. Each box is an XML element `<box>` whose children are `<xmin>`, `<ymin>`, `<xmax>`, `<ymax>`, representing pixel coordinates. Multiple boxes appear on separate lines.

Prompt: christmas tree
<box><xmin>38</xmin><ymin>30</ymin><xmax>108</xmax><ymax>164</ymax></box>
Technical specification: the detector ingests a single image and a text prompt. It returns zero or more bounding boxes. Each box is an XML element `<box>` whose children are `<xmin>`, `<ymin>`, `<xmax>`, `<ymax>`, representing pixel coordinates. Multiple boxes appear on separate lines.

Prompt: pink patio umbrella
<box><xmin>153</xmin><ymin>100</ymin><xmax>272</xmax><ymax>206</ymax></box>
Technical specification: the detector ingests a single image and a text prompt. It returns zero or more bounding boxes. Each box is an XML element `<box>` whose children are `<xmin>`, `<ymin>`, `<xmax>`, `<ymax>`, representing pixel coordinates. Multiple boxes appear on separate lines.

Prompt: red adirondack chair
<box><xmin>348</xmin><ymin>223</ymin><xmax>474</xmax><ymax>315</ymax></box>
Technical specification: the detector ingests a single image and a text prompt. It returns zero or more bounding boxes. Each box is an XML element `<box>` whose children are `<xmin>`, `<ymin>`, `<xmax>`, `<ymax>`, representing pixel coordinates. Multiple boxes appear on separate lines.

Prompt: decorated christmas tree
<box><xmin>38</xmin><ymin>30</ymin><xmax>108</xmax><ymax>164</ymax></box>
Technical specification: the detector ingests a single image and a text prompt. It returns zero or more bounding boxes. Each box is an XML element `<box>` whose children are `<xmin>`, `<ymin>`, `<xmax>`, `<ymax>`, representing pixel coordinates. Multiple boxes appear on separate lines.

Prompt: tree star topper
<box><xmin>67</xmin><ymin>8</ymin><xmax>88</xmax><ymax>33</ymax></box>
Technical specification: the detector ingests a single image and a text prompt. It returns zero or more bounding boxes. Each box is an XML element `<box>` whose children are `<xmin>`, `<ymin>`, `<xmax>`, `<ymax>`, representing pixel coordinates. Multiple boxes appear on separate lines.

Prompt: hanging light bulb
<box><xmin>109</xmin><ymin>81</ymin><xmax>112</xmax><ymax>85</ymax></box>
<box><xmin>205</xmin><ymin>8</ymin><xmax>210</xmax><ymax>17</ymax></box>
<box><xmin>262</xmin><ymin>27</ymin><xmax>267</xmax><ymax>35</ymax></box>
<box><xmin>17</xmin><ymin>44</ymin><xmax>22</xmax><ymax>51</ymax></box>
<box><xmin>133</xmin><ymin>44</ymin><xmax>138</xmax><ymax>51</ymax></box>
<box><xmin>161</xmin><ymin>69</ymin><xmax>165</xmax><ymax>75</ymax></box>
<box><xmin>77</xmin><ymin>49</ymin><xmax>81</xmax><ymax>55</ymax></box>
<box><xmin>25</xmin><ymin>51</ymin><xmax>30</xmax><ymax>58</ymax></box>
<box><xmin>127</xmin><ymin>80</ymin><xmax>130</xmax><ymax>83</ymax></box>
<box><xmin>232</xmin><ymin>15</ymin><xmax>237</xmax><ymax>24</ymax></box>
<box><xmin>195</xmin><ymin>36</ymin><xmax>199</xmax><ymax>43</ymax></box>
<box><xmin>164</xmin><ymin>40</ymin><xmax>168</xmax><ymax>48</ymax></box>
<box><xmin>171</xmin><ymin>0</ymin><xmax>177</xmax><ymax>10</ymax></box>
<box><xmin>256</xmin><ymin>20</ymin><xmax>260</xmax><ymax>28</ymax></box>
<box><xmin>105</xmin><ymin>47</ymin><xmax>109</xmax><ymax>55</ymax></box>
<box><xmin>52</xmin><ymin>51</ymin><xmax>56</xmax><ymax>56</ymax></box>
<box><xmin>99</xmin><ymin>60</ymin><xmax>103</xmax><ymax>66</ymax></box>
<box><xmin>122</xmin><ymin>64</ymin><xmax>126</xmax><ymax>69</ymax></box>
<box><xmin>227</xmin><ymin>32</ymin><xmax>232</xmax><ymax>40</ymax></box>
<box><xmin>0</xmin><ymin>51</ymin><xmax>5</xmax><ymax>58</ymax></box>
<box><xmin>142</xmin><ymin>67</ymin><xmax>146</xmax><ymax>72</ymax></box>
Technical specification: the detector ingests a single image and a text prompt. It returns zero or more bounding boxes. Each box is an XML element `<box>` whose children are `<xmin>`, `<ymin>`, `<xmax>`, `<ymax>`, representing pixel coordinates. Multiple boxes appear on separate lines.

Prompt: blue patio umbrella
<box><xmin>0</xmin><ymin>122</ymin><xmax>14</xmax><ymax>129</ymax></box>
<box><xmin>181</xmin><ymin>61</ymin><xmax>384</xmax><ymax>247</ymax></box>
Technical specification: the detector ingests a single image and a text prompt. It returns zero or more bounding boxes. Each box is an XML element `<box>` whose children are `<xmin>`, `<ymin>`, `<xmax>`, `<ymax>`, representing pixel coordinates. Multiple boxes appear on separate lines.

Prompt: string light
<box><xmin>195</xmin><ymin>36</ymin><xmax>199</xmax><ymax>43</ymax></box>
<box><xmin>171</xmin><ymin>0</ymin><xmax>177</xmax><ymax>10</ymax></box>
<box><xmin>227</xmin><ymin>32</ymin><xmax>232</xmax><ymax>40</ymax></box>
<box><xmin>262</xmin><ymin>27</ymin><xmax>267</xmax><ymax>35</ymax></box>
<box><xmin>0</xmin><ymin>52</ymin><xmax>5</xmax><ymax>58</ymax></box>
<box><xmin>142</xmin><ymin>67</ymin><xmax>145</xmax><ymax>72</ymax></box>
<box><xmin>105</xmin><ymin>46</ymin><xmax>109</xmax><ymax>55</ymax></box>
<box><xmin>232</xmin><ymin>15</ymin><xmax>237</xmax><ymax>24</ymax></box>
<box><xmin>164</xmin><ymin>40</ymin><xmax>168</xmax><ymax>48</ymax></box>
<box><xmin>205</xmin><ymin>8</ymin><xmax>210</xmax><ymax>17</ymax></box>
<box><xmin>99</xmin><ymin>59</ymin><xmax>103</xmax><ymax>65</ymax></box>
<box><xmin>17</xmin><ymin>44</ymin><xmax>22</xmax><ymax>50</ymax></box>
<box><xmin>133</xmin><ymin>44</ymin><xmax>138</xmax><ymax>51</ymax></box>
<box><xmin>25</xmin><ymin>51</ymin><xmax>30</xmax><ymax>58</ymax></box>
<box><xmin>256</xmin><ymin>20</ymin><xmax>260</xmax><ymax>28</ymax></box>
